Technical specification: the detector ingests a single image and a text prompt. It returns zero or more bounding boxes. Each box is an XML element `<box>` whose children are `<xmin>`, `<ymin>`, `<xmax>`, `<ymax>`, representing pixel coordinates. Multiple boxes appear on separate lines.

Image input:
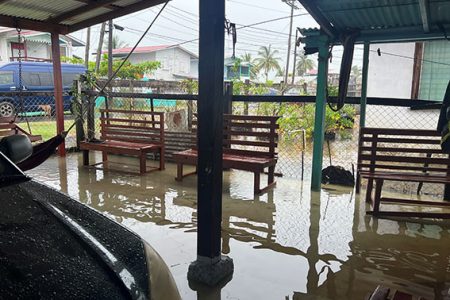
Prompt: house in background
<box><xmin>224</xmin><ymin>57</ymin><xmax>251</xmax><ymax>81</ymax></box>
<box><xmin>0</xmin><ymin>27</ymin><xmax>84</xmax><ymax>63</ymax></box>
<box><xmin>367</xmin><ymin>41</ymin><xmax>450</xmax><ymax>101</ymax></box>
<box><xmin>105</xmin><ymin>45</ymin><xmax>198</xmax><ymax>81</ymax></box>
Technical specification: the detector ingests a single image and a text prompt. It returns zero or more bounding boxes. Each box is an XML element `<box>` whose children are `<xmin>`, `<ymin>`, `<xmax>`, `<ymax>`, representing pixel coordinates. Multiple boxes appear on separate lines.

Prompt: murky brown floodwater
<box><xmin>28</xmin><ymin>153</ymin><xmax>450</xmax><ymax>300</ymax></box>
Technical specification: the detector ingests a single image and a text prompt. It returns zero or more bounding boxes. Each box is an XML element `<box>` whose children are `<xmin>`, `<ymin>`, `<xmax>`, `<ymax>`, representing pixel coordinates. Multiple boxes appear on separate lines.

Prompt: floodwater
<box><xmin>28</xmin><ymin>153</ymin><xmax>450</xmax><ymax>300</ymax></box>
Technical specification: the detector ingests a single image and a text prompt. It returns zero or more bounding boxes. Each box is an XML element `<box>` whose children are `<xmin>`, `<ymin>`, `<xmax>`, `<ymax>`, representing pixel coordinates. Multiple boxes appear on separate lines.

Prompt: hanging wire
<box><xmin>15</xmin><ymin>27</ymin><xmax>33</xmax><ymax>134</ymax></box>
<box><xmin>97</xmin><ymin>0</ymin><xmax>170</xmax><ymax>95</ymax></box>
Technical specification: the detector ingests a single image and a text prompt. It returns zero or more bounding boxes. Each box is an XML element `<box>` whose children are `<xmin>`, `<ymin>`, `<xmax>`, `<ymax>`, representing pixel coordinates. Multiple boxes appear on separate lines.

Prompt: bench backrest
<box><xmin>358</xmin><ymin>127</ymin><xmax>450</xmax><ymax>176</ymax></box>
<box><xmin>100</xmin><ymin>109</ymin><xmax>164</xmax><ymax>145</ymax></box>
<box><xmin>0</xmin><ymin>117</ymin><xmax>17</xmax><ymax>138</ymax></box>
<box><xmin>193</xmin><ymin>114</ymin><xmax>279</xmax><ymax>158</ymax></box>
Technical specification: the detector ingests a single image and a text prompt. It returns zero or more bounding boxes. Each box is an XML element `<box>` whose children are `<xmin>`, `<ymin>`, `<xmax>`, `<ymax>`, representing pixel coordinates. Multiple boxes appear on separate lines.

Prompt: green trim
<box><xmin>359</xmin><ymin>42</ymin><xmax>370</xmax><ymax>128</ymax></box>
<box><xmin>310</xmin><ymin>37</ymin><xmax>330</xmax><ymax>191</ymax></box>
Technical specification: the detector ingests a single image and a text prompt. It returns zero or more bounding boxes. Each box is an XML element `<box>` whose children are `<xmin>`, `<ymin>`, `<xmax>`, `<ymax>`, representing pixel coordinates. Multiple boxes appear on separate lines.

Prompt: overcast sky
<box><xmin>70</xmin><ymin>0</ymin><xmax>364</xmax><ymax>75</ymax></box>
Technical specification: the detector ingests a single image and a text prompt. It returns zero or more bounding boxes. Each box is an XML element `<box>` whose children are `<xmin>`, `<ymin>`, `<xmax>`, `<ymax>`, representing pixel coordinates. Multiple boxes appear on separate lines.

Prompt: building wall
<box><xmin>367</xmin><ymin>43</ymin><xmax>415</xmax><ymax>99</ymax></box>
<box><xmin>25</xmin><ymin>41</ymin><xmax>50</xmax><ymax>60</ymax></box>
<box><xmin>126</xmin><ymin>48</ymin><xmax>196</xmax><ymax>81</ymax></box>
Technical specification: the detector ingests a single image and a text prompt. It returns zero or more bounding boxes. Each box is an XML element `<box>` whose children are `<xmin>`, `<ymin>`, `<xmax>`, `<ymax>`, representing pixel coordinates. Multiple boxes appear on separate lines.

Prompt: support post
<box><xmin>51</xmin><ymin>32</ymin><xmax>65</xmax><ymax>156</ymax></box>
<box><xmin>223</xmin><ymin>82</ymin><xmax>233</xmax><ymax>114</ymax></box>
<box><xmin>310</xmin><ymin>37</ymin><xmax>329</xmax><ymax>191</ymax></box>
<box><xmin>359</xmin><ymin>42</ymin><xmax>370</xmax><ymax>128</ymax></box>
<box><xmin>187</xmin><ymin>0</ymin><xmax>234</xmax><ymax>286</ymax></box>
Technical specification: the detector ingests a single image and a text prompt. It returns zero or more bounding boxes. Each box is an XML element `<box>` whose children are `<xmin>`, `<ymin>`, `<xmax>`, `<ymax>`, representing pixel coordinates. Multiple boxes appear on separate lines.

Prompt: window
<box><xmin>39</xmin><ymin>73</ymin><xmax>53</xmax><ymax>86</ymax></box>
<box><xmin>0</xmin><ymin>71</ymin><xmax>14</xmax><ymax>85</ymax></box>
<box><xmin>240</xmin><ymin>66</ymin><xmax>250</xmax><ymax>76</ymax></box>
<box><xmin>22</xmin><ymin>72</ymin><xmax>40</xmax><ymax>86</ymax></box>
<box><xmin>62</xmin><ymin>73</ymin><xmax>79</xmax><ymax>86</ymax></box>
<box><xmin>227</xmin><ymin>66</ymin><xmax>239</xmax><ymax>79</ymax></box>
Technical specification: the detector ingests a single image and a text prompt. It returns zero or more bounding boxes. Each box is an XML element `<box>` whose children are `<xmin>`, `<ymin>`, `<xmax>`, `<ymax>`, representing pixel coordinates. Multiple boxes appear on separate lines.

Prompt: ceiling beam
<box><xmin>48</xmin><ymin>0</ymin><xmax>121</xmax><ymax>23</ymax></box>
<box><xmin>68</xmin><ymin>0</ymin><xmax>165</xmax><ymax>33</ymax></box>
<box><xmin>73</xmin><ymin>0</ymin><xmax>119</xmax><ymax>11</ymax></box>
<box><xmin>0</xmin><ymin>15</ymin><xmax>69</xmax><ymax>34</ymax></box>
<box><xmin>296</xmin><ymin>0</ymin><xmax>338</xmax><ymax>39</ymax></box>
<box><xmin>418</xmin><ymin>0</ymin><xmax>431</xmax><ymax>33</ymax></box>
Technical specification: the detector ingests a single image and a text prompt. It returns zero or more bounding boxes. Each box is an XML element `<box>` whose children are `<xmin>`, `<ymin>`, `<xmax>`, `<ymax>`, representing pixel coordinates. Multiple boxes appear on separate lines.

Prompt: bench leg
<box><xmin>254</xmin><ymin>172</ymin><xmax>261</xmax><ymax>194</ymax></box>
<box><xmin>355</xmin><ymin>172</ymin><xmax>361</xmax><ymax>194</ymax></box>
<box><xmin>268</xmin><ymin>166</ymin><xmax>275</xmax><ymax>185</ymax></box>
<box><xmin>102</xmin><ymin>152</ymin><xmax>108</xmax><ymax>163</ymax></box>
<box><xmin>139</xmin><ymin>154</ymin><xmax>146</xmax><ymax>175</ymax></box>
<box><xmin>82</xmin><ymin>150</ymin><xmax>89</xmax><ymax>166</ymax></box>
<box><xmin>159</xmin><ymin>148</ymin><xmax>165</xmax><ymax>170</ymax></box>
<box><xmin>365</xmin><ymin>178</ymin><xmax>374</xmax><ymax>203</ymax></box>
<box><xmin>372</xmin><ymin>179</ymin><xmax>384</xmax><ymax>215</ymax></box>
<box><xmin>176</xmin><ymin>163</ymin><xmax>183</xmax><ymax>181</ymax></box>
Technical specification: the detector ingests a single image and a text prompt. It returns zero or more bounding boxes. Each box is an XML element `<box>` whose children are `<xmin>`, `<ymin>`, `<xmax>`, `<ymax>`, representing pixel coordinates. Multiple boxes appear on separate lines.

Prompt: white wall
<box><xmin>0</xmin><ymin>38</ymin><xmax>8</xmax><ymax>62</ymax></box>
<box><xmin>25</xmin><ymin>41</ymin><xmax>50</xmax><ymax>60</ymax></box>
<box><xmin>367</xmin><ymin>43</ymin><xmax>415</xmax><ymax>99</ymax></box>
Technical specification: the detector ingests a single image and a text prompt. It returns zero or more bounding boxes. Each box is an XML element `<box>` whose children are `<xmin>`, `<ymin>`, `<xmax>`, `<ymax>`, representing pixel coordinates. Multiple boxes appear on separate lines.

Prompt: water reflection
<box><xmin>28</xmin><ymin>153</ymin><xmax>450</xmax><ymax>300</ymax></box>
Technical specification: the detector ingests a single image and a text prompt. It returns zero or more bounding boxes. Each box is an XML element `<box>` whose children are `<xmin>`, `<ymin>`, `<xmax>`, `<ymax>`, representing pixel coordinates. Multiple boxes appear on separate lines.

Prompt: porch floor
<box><xmin>27</xmin><ymin>153</ymin><xmax>450</xmax><ymax>299</ymax></box>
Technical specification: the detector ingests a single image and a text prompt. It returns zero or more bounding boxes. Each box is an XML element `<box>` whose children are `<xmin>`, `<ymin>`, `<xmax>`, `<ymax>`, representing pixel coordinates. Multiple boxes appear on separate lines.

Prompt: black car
<box><xmin>0</xmin><ymin>135</ymin><xmax>180</xmax><ymax>300</ymax></box>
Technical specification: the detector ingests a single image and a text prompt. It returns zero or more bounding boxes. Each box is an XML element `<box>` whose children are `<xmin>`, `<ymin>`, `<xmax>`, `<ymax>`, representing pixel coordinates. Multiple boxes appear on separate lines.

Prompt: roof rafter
<box><xmin>0</xmin><ymin>15</ymin><xmax>69</xmax><ymax>34</ymax></box>
<box><xmin>48</xmin><ymin>0</ymin><xmax>122</xmax><ymax>23</ymax></box>
<box><xmin>68</xmin><ymin>0</ymin><xmax>166</xmax><ymax>33</ymax></box>
<box><xmin>74</xmin><ymin>0</ymin><xmax>119</xmax><ymax>10</ymax></box>
<box><xmin>418</xmin><ymin>0</ymin><xmax>431</xmax><ymax>33</ymax></box>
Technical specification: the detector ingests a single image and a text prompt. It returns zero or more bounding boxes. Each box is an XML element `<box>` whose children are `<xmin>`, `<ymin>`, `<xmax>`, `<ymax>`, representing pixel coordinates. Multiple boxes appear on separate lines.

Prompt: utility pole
<box><xmin>283</xmin><ymin>0</ymin><xmax>298</xmax><ymax>85</ymax></box>
<box><xmin>95</xmin><ymin>22</ymin><xmax>106</xmax><ymax>73</ymax></box>
<box><xmin>84</xmin><ymin>27</ymin><xmax>90</xmax><ymax>68</ymax></box>
<box><xmin>108</xmin><ymin>20</ymin><xmax>113</xmax><ymax>79</ymax></box>
<box><xmin>291</xmin><ymin>28</ymin><xmax>300</xmax><ymax>85</ymax></box>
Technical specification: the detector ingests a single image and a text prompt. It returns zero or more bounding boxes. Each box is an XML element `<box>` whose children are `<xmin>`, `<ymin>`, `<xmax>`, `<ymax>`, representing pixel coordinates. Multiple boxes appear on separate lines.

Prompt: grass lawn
<box><xmin>18</xmin><ymin>120</ymin><xmax>77</xmax><ymax>141</ymax></box>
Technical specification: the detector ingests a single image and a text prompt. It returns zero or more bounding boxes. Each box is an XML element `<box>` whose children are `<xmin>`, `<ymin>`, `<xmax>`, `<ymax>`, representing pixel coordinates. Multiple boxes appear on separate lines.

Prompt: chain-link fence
<box><xmin>0</xmin><ymin>91</ymin><xmax>77</xmax><ymax>148</ymax></box>
<box><xmin>83</xmin><ymin>94</ymin><xmax>441</xmax><ymax>188</ymax></box>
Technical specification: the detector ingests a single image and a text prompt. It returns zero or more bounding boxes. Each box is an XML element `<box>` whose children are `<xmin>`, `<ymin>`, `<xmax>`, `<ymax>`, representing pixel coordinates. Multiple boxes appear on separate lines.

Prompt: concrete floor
<box><xmin>28</xmin><ymin>152</ymin><xmax>450</xmax><ymax>300</ymax></box>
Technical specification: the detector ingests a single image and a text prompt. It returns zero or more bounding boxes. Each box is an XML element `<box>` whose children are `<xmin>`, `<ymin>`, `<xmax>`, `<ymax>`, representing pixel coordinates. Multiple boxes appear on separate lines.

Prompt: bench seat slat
<box><xmin>223</xmin><ymin>139</ymin><xmax>277</xmax><ymax>148</ymax></box>
<box><xmin>360</xmin><ymin>146</ymin><xmax>443</xmax><ymax>154</ymax></box>
<box><xmin>359</xmin><ymin>164</ymin><xmax>449</xmax><ymax>173</ymax></box>
<box><xmin>360</xmin><ymin>154</ymin><xmax>450</xmax><ymax>165</ymax></box>
<box><xmin>100</xmin><ymin>117</ymin><xmax>162</xmax><ymax>125</ymax></box>
<box><xmin>361</xmin><ymin>137</ymin><xmax>440</xmax><ymax>144</ymax></box>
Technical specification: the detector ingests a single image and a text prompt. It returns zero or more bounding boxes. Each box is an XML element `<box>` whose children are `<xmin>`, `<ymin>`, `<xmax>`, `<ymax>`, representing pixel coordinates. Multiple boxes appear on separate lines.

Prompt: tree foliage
<box><xmin>296</xmin><ymin>52</ymin><xmax>315</xmax><ymax>76</ymax></box>
<box><xmin>254</xmin><ymin>45</ymin><xmax>282</xmax><ymax>82</ymax></box>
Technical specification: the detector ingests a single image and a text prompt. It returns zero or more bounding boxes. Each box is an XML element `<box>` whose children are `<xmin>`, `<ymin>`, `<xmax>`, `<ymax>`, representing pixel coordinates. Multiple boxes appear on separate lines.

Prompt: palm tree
<box><xmin>296</xmin><ymin>53</ymin><xmax>315</xmax><ymax>76</ymax></box>
<box><xmin>104</xmin><ymin>34</ymin><xmax>129</xmax><ymax>49</ymax></box>
<box><xmin>255</xmin><ymin>45</ymin><xmax>281</xmax><ymax>82</ymax></box>
<box><xmin>240</xmin><ymin>52</ymin><xmax>258</xmax><ymax>80</ymax></box>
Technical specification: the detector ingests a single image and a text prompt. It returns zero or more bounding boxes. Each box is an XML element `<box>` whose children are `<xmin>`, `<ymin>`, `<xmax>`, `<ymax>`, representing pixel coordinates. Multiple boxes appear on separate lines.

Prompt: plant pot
<box><xmin>324</xmin><ymin>131</ymin><xmax>336</xmax><ymax>141</ymax></box>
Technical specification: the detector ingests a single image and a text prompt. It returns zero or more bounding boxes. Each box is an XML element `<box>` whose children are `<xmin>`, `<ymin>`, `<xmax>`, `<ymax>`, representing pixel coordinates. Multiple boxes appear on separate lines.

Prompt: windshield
<box><xmin>0</xmin><ymin>71</ymin><xmax>14</xmax><ymax>85</ymax></box>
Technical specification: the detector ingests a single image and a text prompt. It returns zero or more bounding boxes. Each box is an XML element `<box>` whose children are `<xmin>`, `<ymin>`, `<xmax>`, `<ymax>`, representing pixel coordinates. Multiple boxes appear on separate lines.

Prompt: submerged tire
<box><xmin>0</xmin><ymin>101</ymin><xmax>15</xmax><ymax>118</ymax></box>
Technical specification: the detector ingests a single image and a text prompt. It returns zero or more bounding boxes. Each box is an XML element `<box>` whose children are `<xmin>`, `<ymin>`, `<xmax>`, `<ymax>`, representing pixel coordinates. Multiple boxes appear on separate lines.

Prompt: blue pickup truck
<box><xmin>0</xmin><ymin>61</ymin><xmax>86</xmax><ymax>117</ymax></box>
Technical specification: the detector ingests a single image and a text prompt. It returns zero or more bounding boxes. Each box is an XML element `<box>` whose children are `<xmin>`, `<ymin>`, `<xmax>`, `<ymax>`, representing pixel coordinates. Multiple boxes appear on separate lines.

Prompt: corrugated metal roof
<box><xmin>300</xmin><ymin>0</ymin><xmax>450</xmax><ymax>42</ymax></box>
<box><xmin>0</xmin><ymin>0</ymin><xmax>164</xmax><ymax>34</ymax></box>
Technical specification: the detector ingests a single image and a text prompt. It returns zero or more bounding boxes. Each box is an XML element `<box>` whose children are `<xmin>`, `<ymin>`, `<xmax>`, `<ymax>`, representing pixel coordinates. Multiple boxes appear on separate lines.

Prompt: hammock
<box><xmin>17</xmin><ymin>118</ymin><xmax>76</xmax><ymax>171</ymax></box>
<box><xmin>16</xmin><ymin>133</ymin><xmax>66</xmax><ymax>171</ymax></box>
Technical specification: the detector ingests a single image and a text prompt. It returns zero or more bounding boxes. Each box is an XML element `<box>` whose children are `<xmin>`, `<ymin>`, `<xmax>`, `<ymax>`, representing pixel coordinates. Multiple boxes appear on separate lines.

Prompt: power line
<box><xmin>227</xmin><ymin>0</ymin><xmax>289</xmax><ymax>13</ymax></box>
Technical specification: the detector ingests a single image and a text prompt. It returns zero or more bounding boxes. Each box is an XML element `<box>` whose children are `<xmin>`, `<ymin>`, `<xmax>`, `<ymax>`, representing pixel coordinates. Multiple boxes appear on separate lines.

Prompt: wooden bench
<box><xmin>80</xmin><ymin>109</ymin><xmax>165</xmax><ymax>174</ymax></box>
<box><xmin>0</xmin><ymin>116</ymin><xmax>42</xmax><ymax>142</ymax></box>
<box><xmin>357</xmin><ymin>127</ymin><xmax>450</xmax><ymax>219</ymax></box>
<box><xmin>173</xmin><ymin>114</ymin><xmax>279</xmax><ymax>194</ymax></box>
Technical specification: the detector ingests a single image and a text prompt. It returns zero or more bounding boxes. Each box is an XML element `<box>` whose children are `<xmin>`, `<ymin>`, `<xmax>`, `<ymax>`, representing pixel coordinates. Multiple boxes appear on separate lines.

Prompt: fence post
<box><xmin>87</xmin><ymin>93</ymin><xmax>95</xmax><ymax>141</ymax></box>
<box><xmin>224</xmin><ymin>81</ymin><xmax>233</xmax><ymax>114</ymax></box>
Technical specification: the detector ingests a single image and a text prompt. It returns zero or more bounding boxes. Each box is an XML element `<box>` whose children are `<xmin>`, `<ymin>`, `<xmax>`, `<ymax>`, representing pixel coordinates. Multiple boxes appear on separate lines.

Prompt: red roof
<box><xmin>104</xmin><ymin>45</ymin><xmax>172</xmax><ymax>55</ymax></box>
